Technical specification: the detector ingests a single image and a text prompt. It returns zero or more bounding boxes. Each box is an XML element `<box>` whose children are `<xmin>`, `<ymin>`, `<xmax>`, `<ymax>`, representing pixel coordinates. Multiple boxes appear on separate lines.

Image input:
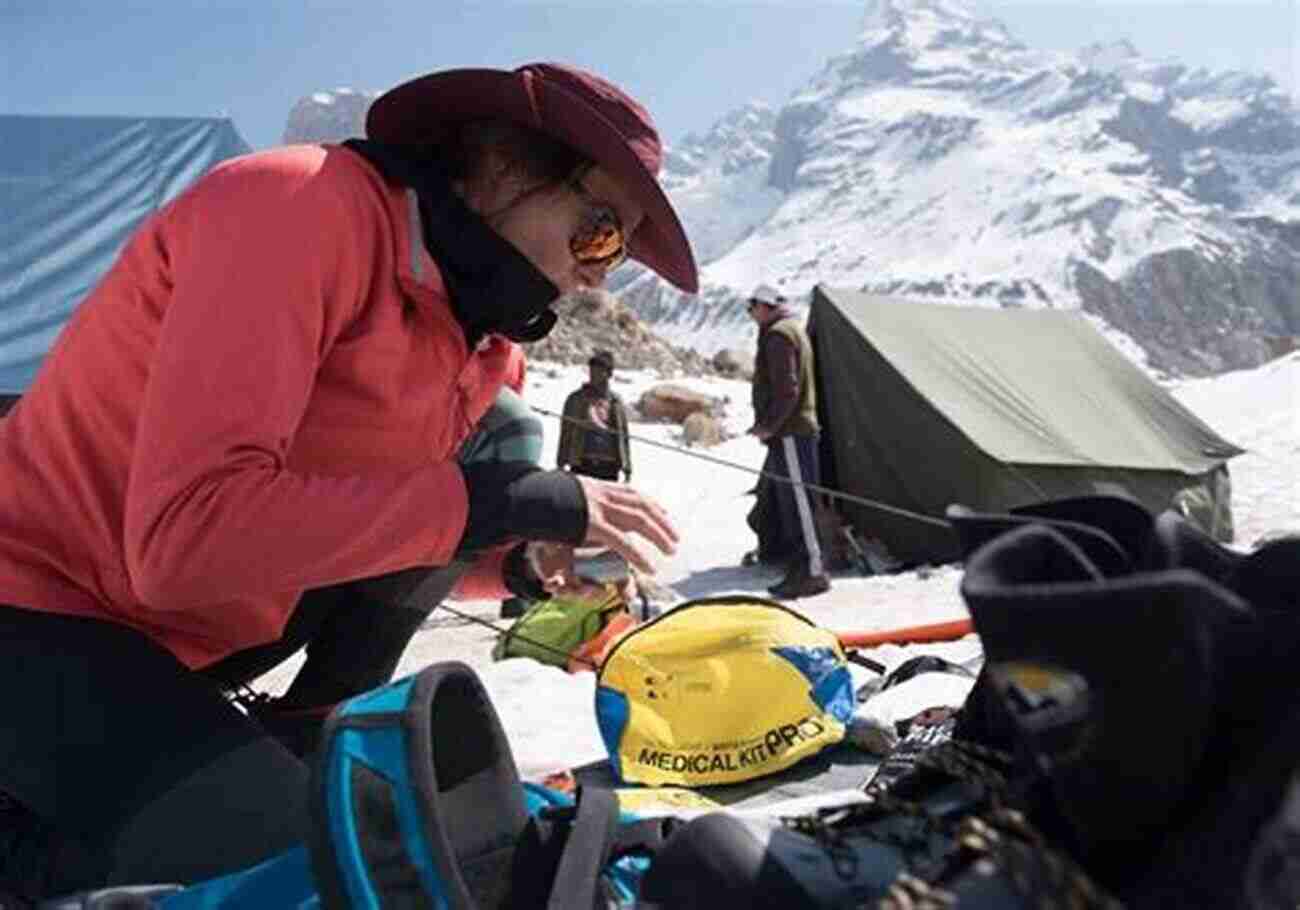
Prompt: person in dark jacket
<box><xmin>746</xmin><ymin>285</ymin><xmax>831</xmax><ymax>599</ymax></box>
<box><xmin>556</xmin><ymin>349</ymin><xmax>632</xmax><ymax>483</ymax></box>
<box><xmin>0</xmin><ymin>62</ymin><xmax>696</xmax><ymax>900</ymax></box>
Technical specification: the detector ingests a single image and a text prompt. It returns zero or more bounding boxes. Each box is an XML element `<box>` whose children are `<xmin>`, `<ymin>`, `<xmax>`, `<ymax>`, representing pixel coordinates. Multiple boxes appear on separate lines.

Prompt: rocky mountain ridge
<box><xmin>626</xmin><ymin>0</ymin><xmax>1299</xmax><ymax>375</ymax></box>
<box><xmin>284</xmin><ymin>0</ymin><xmax>1299</xmax><ymax>376</ymax></box>
<box><xmin>520</xmin><ymin>290</ymin><xmax>731</xmax><ymax>378</ymax></box>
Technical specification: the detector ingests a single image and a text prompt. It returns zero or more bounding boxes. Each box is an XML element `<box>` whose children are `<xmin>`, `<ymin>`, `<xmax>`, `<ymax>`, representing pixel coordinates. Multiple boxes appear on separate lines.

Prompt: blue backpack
<box><xmin>45</xmin><ymin>662</ymin><xmax>669</xmax><ymax>910</ymax></box>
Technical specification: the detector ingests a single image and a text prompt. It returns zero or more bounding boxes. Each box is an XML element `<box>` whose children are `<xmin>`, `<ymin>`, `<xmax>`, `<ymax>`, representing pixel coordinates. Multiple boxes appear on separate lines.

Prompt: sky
<box><xmin>2</xmin><ymin>0</ymin><xmax>1295</xmax><ymax>152</ymax></box>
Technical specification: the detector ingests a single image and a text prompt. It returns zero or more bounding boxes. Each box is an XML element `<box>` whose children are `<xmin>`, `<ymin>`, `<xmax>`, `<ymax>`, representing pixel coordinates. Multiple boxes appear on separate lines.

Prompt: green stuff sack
<box><xmin>492</xmin><ymin>589</ymin><xmax>626</xmax><ymax>668</ymax></box>
<box><xmin>595</xmin><ymin>596</ymin><xmax>855</xmax><ymax>787</ymax></box>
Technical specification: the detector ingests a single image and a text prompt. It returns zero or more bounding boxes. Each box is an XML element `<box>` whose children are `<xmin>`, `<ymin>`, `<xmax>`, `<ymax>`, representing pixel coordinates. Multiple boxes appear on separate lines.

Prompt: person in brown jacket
<box><xmin>747</xmin><ymin>285</ymin><xmax>831</xmax><ymax>599</ymax></box>
<box><xmin>556</xmin><ymin>349</ymin><xmax>632</xmax><ymax>483</ymax></box>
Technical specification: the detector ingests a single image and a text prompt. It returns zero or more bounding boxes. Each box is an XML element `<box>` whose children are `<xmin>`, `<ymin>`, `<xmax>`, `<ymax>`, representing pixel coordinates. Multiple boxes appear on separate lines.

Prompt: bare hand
<box><xmin>528</xmin><ymin>542</ymin><xmax>639</xmax><ymax>603</ymax></box>
<box><xmin>571</xmin><ymin>476</ymin><xmax>678</xmax><ymax>575</ymax></box>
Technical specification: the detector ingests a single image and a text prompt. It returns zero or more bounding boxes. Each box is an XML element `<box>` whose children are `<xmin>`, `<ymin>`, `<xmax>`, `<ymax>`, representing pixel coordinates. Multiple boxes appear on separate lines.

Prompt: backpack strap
<box><xmin>532</xmin><ymin>787</ymin><xmax>680</xmax><ymax>910</ymax></box>
<box><xmin>545</xmin><ymin>788</ymin><xmax>620</xmax><ymax>910</ymax></box>
<box><xmin>610</xmin><ymin>816</ymin><xmax>680</xmax><ymax>859</ymax></box>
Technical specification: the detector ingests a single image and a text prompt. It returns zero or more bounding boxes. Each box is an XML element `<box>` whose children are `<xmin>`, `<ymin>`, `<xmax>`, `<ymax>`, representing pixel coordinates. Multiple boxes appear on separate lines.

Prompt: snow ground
<box><xmin>256</xmin><ymin>351</ymin><xmax>1299</xmax><ymax>785</ymax></box>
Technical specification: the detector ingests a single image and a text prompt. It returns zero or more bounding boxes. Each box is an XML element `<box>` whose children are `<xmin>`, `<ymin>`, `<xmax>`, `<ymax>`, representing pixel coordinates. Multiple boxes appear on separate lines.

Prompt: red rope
<box><xmin>837</xmin><ymin>617</ymin><xmax>973</xmax><ymax>648</ymax></box>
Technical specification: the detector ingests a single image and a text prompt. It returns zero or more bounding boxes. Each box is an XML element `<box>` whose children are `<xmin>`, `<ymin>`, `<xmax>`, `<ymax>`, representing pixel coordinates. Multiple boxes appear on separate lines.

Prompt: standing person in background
<box><xmin>746</xmin><ymin>285</ymin><xmax>832</xmax><ymax>599</ymax></box>
<box><xmin>556</xmin><ymin>349</ymin><xmax>632</xmax><ymax>483</ymax></box>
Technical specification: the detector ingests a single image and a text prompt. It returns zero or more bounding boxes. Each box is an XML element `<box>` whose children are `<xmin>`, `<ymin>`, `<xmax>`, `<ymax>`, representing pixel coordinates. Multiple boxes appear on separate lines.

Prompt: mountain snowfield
<box><xmin>620</xmin><ymin>0</ymin><xmax>1299</xmax><ymax>375</ymax></box>
<box><xmin>254</xmin><ymin>351</ymin><xmax>1299</xmax><ymax>781</ymax></box>
<box><xmin>283</xmin><ymin>0</ymin><xmax>1298</xmax><ymax>376</ymax></box>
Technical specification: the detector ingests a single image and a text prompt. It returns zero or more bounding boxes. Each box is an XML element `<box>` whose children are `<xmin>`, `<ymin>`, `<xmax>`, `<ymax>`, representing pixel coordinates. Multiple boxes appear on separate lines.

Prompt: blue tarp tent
<box><xmin>0</xmin><ymin>115</ymin><xmax>251</xmax><ymax>395</ymax></box>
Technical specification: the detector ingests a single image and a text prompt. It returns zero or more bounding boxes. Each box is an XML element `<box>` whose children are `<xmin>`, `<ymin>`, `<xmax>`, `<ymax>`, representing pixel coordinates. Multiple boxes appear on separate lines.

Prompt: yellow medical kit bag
<box><xmin>594</xmin><ymin>596</ymin><xmax>854</xmax><ymax>787</ymax></box>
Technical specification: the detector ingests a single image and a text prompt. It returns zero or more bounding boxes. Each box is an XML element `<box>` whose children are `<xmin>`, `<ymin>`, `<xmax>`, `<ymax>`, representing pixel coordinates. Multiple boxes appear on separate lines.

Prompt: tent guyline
<box><xmin>403</xmin><ymin>405</ymin><xmax>952</xmax><ymax>674</ymax></box>
<box><xmin>418</xmin><ymin>598</ymin><xmax>975</xmax><ymax>677</ymax></box>
<box><xmin>531</xmin><ymin>405</ymin><xmax>952</xmax><ymax>531</ymax></box>
<box><xmin>426</xmin><ymin>600</ymin><xmax>604</xmax><ymax>672</ymax></box>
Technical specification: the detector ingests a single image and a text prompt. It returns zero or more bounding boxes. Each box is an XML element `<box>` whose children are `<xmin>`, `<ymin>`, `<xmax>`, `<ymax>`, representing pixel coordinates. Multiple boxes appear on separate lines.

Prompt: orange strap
<box><xmin>564</xmin><ymin>615</ymin><xmax>973</xmax><ymax>672</ymax></box>
<box><xmin>566</xmin><ymin>610</ymin><xmax>639</xmax><ymax>674</ymax></box>
<box><xmin>837</xmin><ymin>618</ymin><xmax>973</xmax><ymax>648</ymax></box>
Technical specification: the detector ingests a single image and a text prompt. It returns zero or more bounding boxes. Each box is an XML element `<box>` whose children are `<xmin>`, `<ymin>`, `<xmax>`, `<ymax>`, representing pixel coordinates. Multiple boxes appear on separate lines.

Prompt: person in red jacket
<box><xmin>0</xmin><ymin>63</ymin><xmax>696</xmax><ymax>900</ymax></box>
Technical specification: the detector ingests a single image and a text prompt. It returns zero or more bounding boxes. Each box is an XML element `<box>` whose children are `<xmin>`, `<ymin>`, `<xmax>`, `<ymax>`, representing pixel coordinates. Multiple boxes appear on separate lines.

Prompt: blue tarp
<box><xmin>0</xmin><ymin>115</ymin><xmax>251</xmax><ymax>393</ymax></box>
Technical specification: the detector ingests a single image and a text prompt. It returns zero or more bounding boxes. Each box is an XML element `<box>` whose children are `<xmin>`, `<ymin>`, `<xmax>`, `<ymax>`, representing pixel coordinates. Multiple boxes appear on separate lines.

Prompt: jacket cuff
<box><xmin>502</xmin><ymin>542</ymin><xmax>552</xmax><ymax>601</ymax></box>
<box><xmin>459</xmin><ymin>463</ymin><xmax>588</xmax><ymax>552</ymax></box>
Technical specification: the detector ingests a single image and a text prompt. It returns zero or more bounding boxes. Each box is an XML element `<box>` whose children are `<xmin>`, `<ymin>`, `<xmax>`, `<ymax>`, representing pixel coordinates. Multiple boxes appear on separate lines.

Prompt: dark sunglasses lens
<box><xmin>506</xmin><ymin>308</ymin><xmax>558</xmax><ymax>343</ymax></box>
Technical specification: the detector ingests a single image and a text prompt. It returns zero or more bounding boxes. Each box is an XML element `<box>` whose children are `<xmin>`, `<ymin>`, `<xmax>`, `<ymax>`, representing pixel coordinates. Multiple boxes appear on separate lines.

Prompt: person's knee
<box><xmin>460</xmin><ymin>394</ymin><xmax>545</xmax><ymax>467</ymax></box>
<box><xmin>103</xmin><ymin>737</ymin><xmax>309</xmax><ymax>886</ymax></box>
<box><xmin>512</xmin><ymin>412</ymin><xmax>545</xmax><ymax>466</ymax></box>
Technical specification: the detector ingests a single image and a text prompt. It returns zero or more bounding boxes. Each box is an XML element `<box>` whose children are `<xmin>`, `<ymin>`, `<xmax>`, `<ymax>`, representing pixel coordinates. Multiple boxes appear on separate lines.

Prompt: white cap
<box><xmin>749</xmin><ymin>284</ymin><xmax>784</xmax><ymax>307</ymax></box>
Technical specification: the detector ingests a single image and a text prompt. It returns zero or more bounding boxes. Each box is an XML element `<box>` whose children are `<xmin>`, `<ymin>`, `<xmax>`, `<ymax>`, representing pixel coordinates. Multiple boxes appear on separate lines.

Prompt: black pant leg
<box><xmin>198</xmin><ymin>584</ymin><xmax>348</xmax><ymax>691</ymax></box>
<box><xmin>769</xmin><ymin>435</ymin><xmax>827</xmax><ymax>575</ymax></box>
<box><xmin>279</xmin><ymin>562</ymin><xmax>471</xmax><ymax>707</ymax></box>
<box><xmin>0</xmin><ymin>606</ymin><xmax>308</xmax><ymax>897</ymax></box>
<box><xmin>198</xmin><ymin>565</ymin><xmax>463</xmax><ymax>709</ymax></box>
<box><xmin>755</xmin><ymin>451</ymin><xmax>789</xmax><ymax>561</ymax></box>
<box><xmin>764</xmin><ymin>441</ymin><xmax>801</xmax><ymax>559</ymax></box>
<box><xmin>574</xmin><ymin>463</ymin><xmax>620</xmax><ymax>481</ymax></box>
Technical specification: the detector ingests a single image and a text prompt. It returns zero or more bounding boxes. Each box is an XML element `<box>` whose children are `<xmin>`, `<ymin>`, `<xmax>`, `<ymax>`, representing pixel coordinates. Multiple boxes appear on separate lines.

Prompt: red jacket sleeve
<box><xmin>122</xmin><ymin>153</ymin><xmax>468</xmax><ymax>610</ymax></box>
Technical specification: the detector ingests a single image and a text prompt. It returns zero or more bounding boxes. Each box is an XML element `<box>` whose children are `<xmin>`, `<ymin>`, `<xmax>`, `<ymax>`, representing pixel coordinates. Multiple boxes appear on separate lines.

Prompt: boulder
<box><xmin>638</xmin><ymin>384</ymin><xmax>717</xmax><ymax>423</ymax></box>
<box><xmin>522</xmin><ymin>289</ymin><xmax>720</xmax><ymax>378</ymax></box>
<box><xmin>712</xmin><ymin>348</ymin><xmax>746</xmax><ymax>376</ymax></box>
<box><xmin>682</xmin><ymin>412</ymin><xmax>725</xmax><ymax>447</ymax></box>
<box><xmin>1264</xmin><ymin>335</ymin><xmax>1300</xmax><ymax>360</ymax></box>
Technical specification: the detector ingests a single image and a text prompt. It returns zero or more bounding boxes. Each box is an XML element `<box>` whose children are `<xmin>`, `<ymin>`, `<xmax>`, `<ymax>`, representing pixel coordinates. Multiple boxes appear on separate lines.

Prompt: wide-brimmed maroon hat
<box><xmin>367</xmin><ymin>62</ymin><xmax>698</xmax><ymax>294</ymax></box>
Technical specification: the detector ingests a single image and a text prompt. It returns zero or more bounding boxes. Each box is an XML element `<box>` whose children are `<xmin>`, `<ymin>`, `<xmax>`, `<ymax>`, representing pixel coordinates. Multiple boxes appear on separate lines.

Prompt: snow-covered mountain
<box><xmin>660</xmin><ymin>101</ymin><xmax>785</xmax><ymax>267</ymax></box>
<box><xmin>283</xmin><ymin>1</ymin><xmax>1299</xmax><ymax>375</ymax></box>
<box><xmin>625</xmin><ymin>0</ymin><xmax>1300</xmax><ymax>374</ymax></box>
<box><xmin>282</xmin><ymin>88</ymin><xmax>372</xmax><ymax>144</ymax></box>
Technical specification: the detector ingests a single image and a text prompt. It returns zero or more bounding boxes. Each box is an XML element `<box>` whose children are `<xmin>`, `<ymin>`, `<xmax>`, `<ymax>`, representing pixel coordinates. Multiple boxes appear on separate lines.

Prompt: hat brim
<box><xmin>367</xmin><ymin>67</ymin><xmax>698</xmax><ymax>294</ymax></box>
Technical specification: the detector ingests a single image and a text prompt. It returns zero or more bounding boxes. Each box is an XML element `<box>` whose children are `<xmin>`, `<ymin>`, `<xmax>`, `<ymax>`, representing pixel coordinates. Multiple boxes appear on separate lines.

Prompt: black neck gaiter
<box><xmin>343</xmin><ymin>139</ymin><xmax>561</xmax><ymax>345</ymax></box>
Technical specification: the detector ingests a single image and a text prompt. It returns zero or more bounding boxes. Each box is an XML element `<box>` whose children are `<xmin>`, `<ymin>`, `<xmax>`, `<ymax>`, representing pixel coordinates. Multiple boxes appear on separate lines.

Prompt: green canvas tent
<box><xmin>808</xmin><ymin>287</ymin><xmax>1244</xmax><ymax>566</ymax></box>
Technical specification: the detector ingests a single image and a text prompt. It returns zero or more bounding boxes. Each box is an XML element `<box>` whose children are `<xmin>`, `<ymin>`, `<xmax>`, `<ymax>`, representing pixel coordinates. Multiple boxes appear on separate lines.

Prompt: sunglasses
<box><xmin>567</xmin><ymin>167</ymin><xmax>627</xmax><ymax>272</ymax></box>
